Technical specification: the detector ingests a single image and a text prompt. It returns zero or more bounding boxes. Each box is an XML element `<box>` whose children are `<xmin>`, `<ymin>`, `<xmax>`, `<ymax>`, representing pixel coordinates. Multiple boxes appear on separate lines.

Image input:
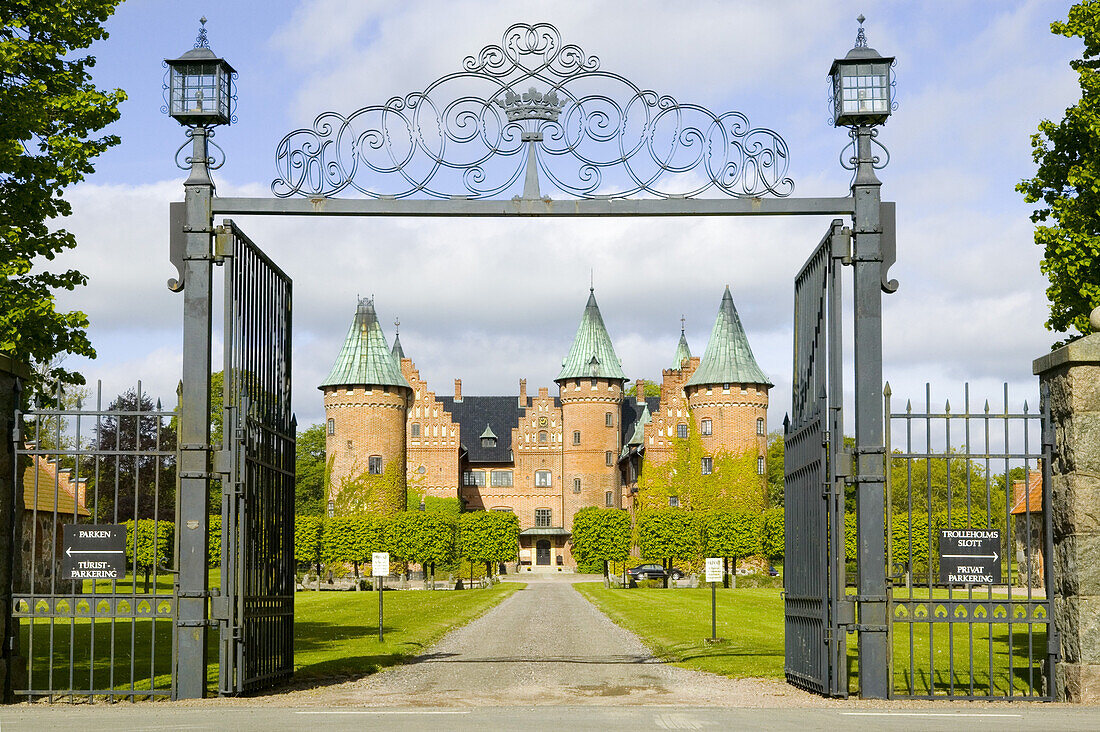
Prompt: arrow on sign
<box><xmin>65</xmin><ymin>547</ymin><xmax>124</xmax><ymax>557</ymax></box>
<box><xmin>942</xmin><ymin>552</ymin><xmax>999</xmax><ymax>561</ymax></box>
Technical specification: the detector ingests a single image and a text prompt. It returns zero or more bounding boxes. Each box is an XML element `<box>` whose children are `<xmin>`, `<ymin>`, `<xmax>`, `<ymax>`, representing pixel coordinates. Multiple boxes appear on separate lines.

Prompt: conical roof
<box><xmin>319</xmin><ymin>298</ymin><xmax>411</xmax><ymax>390</ymax></box>
<box><xmin>672</xmin><ymin>328</ymin><xmax>692</xmax><ymax>370</ymax></box>
<box><xmin>685</xmin><ymin>286</ymin><xmax>772</xmax><ymax>388</ymax></box>
<box><xmin>391</xmin><ymin>332</ymin><xmax>405</xmax><ymax>361</ymax></box>
<box><xmin>556</xmin><ymin>289</ymin><xmax>626</xmax><ymax>382</ymax></box>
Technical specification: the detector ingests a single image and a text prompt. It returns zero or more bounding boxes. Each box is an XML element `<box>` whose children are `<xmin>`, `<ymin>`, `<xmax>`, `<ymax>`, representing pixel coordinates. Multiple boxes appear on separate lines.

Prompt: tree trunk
<box><xmin>723</xmin><ymin>557</ymin><xmax>730</xmax><ymax>589</ymax></box>
<box><xmin>603</xmin><ymin>559</ymin><xmax>609</xmax><ymax>588</ymax></box>
<box><xmin>353</xmin><ymin>561</ymin><xmax>360</xmax><ymax>590</ymax></box>
<box><xmin>731</xmin><ymin>556</ymin><xmax>737</xmax><ymax>589</ymax></box>
<box><xmin>663</xmin><ymin>558</ymin><xmax>669</xmax><ymax>589</ymax></box>
<box><xmin>144</xmin><ymin>567</ymin><xmax>150</xmax><ymax>594</ymax></box>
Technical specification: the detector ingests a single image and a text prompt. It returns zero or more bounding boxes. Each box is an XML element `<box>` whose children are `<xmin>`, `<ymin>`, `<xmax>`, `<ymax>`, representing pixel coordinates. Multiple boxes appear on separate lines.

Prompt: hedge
<box><xmin>125</xmin><ymin>519</ymin><xmax>174</xmax><ymax>573</ymax></box>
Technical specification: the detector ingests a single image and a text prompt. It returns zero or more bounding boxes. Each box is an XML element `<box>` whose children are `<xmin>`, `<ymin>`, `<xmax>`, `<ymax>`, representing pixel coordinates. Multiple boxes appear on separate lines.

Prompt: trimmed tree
<box><xmin>295</xmin><ymin>516</ymin><xmax>325</xmax><ymax>589</ymax></box>
<box><xmin>387</xmin><ymin>511</ymin><xmax>457</xmax><ymax>588</ymax></box>
<box><xmin>125</xmin><ymin>519</ymin><xmax>173</xmax><ymax>594</ymax></box>
<box><xmin>323</xmin><ymin>516</ymin><xmax>385</xmax><ymax>587</ymax></box>
<box><xmin>702</xmin><ymin>511</ymin><xmax>762</xmax><ymax>587</ymax></box>
<box><xmin>761</xmin><ymin>507</ymin><xmax>785</xmax><ymax>562</ymax></box>
<box><xmin>571</xmin><ymin>507</ymin><xmax>631</xmax><ymax>587</ymax></box>
<box><xmin>458</xmin><ymin>511</ymin><xmax>519</xmax><ymax>582</ymax></box>
<box><xmin>636</xmin><ymin>508</ymin><xmax>700</xmax><ymax>588</ymax></box>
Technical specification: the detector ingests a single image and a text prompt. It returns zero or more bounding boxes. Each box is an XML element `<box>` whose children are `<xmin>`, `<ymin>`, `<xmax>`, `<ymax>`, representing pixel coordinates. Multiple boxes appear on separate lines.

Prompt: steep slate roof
<box><xmin>391</xmin><ymin>332</ymin><xmax>405</xmax><ymax>361</ymax></box>
<box><xmin>672</xmin><ymin>329</ymin><xmax>692</xmax><ymax>369</ymax></box>
<box><xmin>620</xmin><ymin>396</ymin><xmax>660</xmax><ymax>452</ymax></box>
<box><xmin>319</xmin><ymin>298</ymin><xmax>411</xmax><ymax>390</ymax></box>
<box><xmin>556</xmin><ymin>289</ymin><xmax>626</xmax><ymax>382</ymax></box>
<box><xmin>439</xmin><ymin>396</ymin><xmax>523</xmax><ymax>464</ymax></box>
<box><xmin>686</xmin><ymin>286</ymin><xmax>772</xmax><ymax>388</ymax></box>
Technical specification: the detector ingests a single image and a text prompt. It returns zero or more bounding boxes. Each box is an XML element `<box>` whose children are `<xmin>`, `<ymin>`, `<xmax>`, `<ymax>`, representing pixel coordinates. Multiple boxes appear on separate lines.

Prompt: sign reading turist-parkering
<box><xmin>61</xmin><ymin>524</ymin><xmax>126</xmax><ymax>580</ymax></box>
<box><xmin>938</xmin><ymin>529</ymin><xmax>1001</xmax><ymax>585</ymax></box>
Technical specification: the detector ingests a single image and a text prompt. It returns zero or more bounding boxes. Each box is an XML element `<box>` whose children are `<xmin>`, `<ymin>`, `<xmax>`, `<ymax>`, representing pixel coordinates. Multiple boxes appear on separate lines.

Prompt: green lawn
<box><xmin>576</xmin><ymin>583</ymin><xmax>1050</xmax><ymax>697</ymax></box>
<box><xmin>18</xmin><ymin>583</ymin><xmax>521</xmax><ymax>699</ymax></box>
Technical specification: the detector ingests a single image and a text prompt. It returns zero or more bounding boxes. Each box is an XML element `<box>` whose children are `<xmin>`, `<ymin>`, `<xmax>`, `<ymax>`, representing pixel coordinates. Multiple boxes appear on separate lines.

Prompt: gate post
<box><xmin>1034</xmin><ymin>326</ymin><xmax>1100</xmax><ymax>702</ymax></box>
<box><xmin>851</xmin><ymin>125</ymin><xmax>889</xmax><ymax>698</ymax></box>
<box><xmin>0</xmin><ymin>354</ymin><xmax>29</xmax><ymax>703</ymax></box>
<box><xmin>173</xmin><ymin>128</ymin><xmax>215</xmax><ymax>699</ymax></box>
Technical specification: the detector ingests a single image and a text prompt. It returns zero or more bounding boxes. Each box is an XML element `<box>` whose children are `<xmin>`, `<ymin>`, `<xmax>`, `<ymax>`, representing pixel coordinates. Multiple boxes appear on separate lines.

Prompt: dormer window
<box><xmin>482</xmin><ymin>435</ymin><xmax>496</xmax><ymax>448</ymax></box>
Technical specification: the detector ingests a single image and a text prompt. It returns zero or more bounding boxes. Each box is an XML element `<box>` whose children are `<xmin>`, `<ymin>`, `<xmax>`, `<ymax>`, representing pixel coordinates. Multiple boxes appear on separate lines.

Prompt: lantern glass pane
<box><xmin>839</xmin><ymin>61</ymin><xmax>890</xmax><ymax>116</ymax></box>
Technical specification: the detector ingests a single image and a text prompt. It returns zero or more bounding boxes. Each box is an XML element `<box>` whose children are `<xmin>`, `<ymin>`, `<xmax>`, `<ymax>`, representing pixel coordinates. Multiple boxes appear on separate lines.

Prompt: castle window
<box><xmin>368</xmin><ymin>455</ymin><xmax>383</xmax><ymax>474</ymax></box>
<box><xmin>605</xmin><ymin>451</ymin><xmax>613</xmax><ymax>466</ymax></box>
<box><xmin>591</xmin><ymin>378</ymin><xmax>597</xmax><ymax>387</ymax></box>
<box><xmin>535</xmin><ymin>508</ymin><xmax>552</xmax><ymax>528</ymax></box>
<box><xmin>677</xmin><ymin>423</ymin><xmax>688</xmax><ymax>439</ymax></box>
<box><xmin>346</xmin><ymin>439</ymin><xmax>353</xmax><ymax>450</ymax></box>
<box><xmin>723</xmin><ymin>383</ymin><xmax>731</xmax><ymax>393</ymax></box>
<box><xmin>490</xmin><ymin>471</ymin><xmax>513</xmax><ymax>487</ymax></box>
<box><xmin>539</xmin><ymin>430</ymin><xmax>548</xmax><ymax>444</ymax></box>
<box><xmin>606</xmin><ymin>412</ymin><xmax>614</xmax><ymax>427</ymax></box>
<box><xmin>701</xmin><ymin>418</ymin><xmax>712</xmax><ymax>436</ymax></box>
<box><xmin>535</xmin><ymin>470</ymin><xmax>552</xmax><ymax>487</ymax></box>
<box><xmin>669</xmin><ymin>495</ymin><xmax>680</xmax><ymax>508</ymax></box>
<box><xmin>701</xmin><ymin>456</ymin><xmax>713</xmax><ymax>475</ymax></box>
<box><xmin>757</xmin><ymin>417</ymin><xmax>765</xmax><ymax>435</ymax></box>
<box><xmin>482</xmin><ymin>435</ymin><xmax>496</xmax><ymax>448</ymax></box>
<box><xmin>573</xmin><ymin>430</ymin><xmax>581</xmax><ymax>445</ymax></box>
<box><xmin>411</xmin><ymin>423</ymin><xmax>420</xmax><ymax>437</ymax></box>
<box><xmin>605</xmin><ymin>491</ymin><xmax>613</xmax><ymax>507</ymax></box>
<box><xmin>327</xmin><ymin>418</ymin><xmax>335</xmax><ymax>435</ymax></box>
<box><xmin>573</xmin><ymin>478</ymin><xmax>581</xmax><ymax>494</ymax></box>
<box><xmin>463</xmin><ymin>471</ymin><xmax>485</xmax><ymax>487</ymax></box>
<box><xmin>491</xmin><ymin>507</ymin><xmax>513</xmax><ymax>512</ymax></box>
<box><xmin>758</xmin><ymin>456</ymin><xmax>765</xmax><ymax>475</ymax></box>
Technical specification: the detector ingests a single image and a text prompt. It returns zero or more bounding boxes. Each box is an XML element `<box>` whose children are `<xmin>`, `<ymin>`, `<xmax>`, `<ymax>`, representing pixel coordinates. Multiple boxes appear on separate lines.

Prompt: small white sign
<box><xmin>372</xmin><ymin>552</ymin><xmax>389</xmax><ymax>577</ymax></box>
<box><xmin>705</xmin><ymin>557</ymin><xmax>723</xmax><ymax>583</ymax></box>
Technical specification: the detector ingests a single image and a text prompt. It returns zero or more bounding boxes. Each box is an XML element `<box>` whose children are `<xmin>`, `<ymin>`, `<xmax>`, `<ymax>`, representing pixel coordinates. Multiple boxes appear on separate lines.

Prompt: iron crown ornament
<box><xmin>271</xmin><ymin>22</ymin><xmax>794</xmax><ymax>200</ymax></box>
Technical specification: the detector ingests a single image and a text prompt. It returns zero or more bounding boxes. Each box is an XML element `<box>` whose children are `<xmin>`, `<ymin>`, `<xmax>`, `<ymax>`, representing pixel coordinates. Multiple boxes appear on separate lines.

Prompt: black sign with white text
<box><xmin>938</xmin><ymin>529</ymin><xmax>1001</xmax><ymax>585</ymax></box>
<box><xmin>61</xmin><ymin>524</ymin><xmax>127</xmax><ymax>581</ymax></box>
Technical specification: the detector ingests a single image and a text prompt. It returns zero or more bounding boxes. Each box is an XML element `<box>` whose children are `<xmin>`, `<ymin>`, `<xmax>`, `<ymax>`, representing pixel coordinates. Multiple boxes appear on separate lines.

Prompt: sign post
<box><xmin>705</xmin><ymin>557</ymin><xmax>723</xmax><ymax>642</ymax></box>
<box><xmin>61</xmin><ymin>525</ymin><xmax>126</xmax><ymax>581</ymax></box>
<box><xmin>373</xmin><ymin>552</ymin><xmax>389</xmax><ymax>642</ymax></box>
<box><xmin>938</xmin><ymin>530</ymin><xmax>1001</xmax><ymax>585</ymax></box>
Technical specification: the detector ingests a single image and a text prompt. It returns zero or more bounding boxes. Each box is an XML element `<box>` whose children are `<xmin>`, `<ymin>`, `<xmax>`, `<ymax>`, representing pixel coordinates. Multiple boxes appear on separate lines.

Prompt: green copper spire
<box><xmin>685</xmin><ymin>286</ymin><xmax>772</xmax><ymax>388</ymax></box>
<box><xmin>671</xmin><ymin>318</ymin><xmax>692</xmax><ymax>369</ymax></box>
<box><xmin>556</xmin><ymin>288</ymin><xmax>626</xmax><ymax>382</ymax></box>
<box><xmin>319</xmin><ymin>298</ymin><xmax>411</xmax><ymax>390</ymax></box>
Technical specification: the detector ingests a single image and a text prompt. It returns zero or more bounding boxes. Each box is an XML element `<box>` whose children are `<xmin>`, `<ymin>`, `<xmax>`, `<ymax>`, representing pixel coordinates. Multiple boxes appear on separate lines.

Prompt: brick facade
<box><xmin>323</xmin><ymin>384</ymin><xmax>409</xmax><ymax>512</ymax></box>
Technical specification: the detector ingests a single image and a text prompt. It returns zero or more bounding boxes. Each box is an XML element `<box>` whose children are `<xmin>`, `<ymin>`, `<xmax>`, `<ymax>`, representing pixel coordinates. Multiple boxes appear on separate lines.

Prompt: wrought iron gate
<box><xmin>885</xmin><ymin>383</ymin><xmax>1056</xmax><ymax>699</ymax></box>
<box><xmin>784</xmin><ymin>220</ymin><xmax>850</xmax><ymax>697</ymax></box>
<box><xmin>214</xmin><ymin>220</ymin><xmax>295</xmax><ymax>694</ymax></box>
<box><xmin>11</xmin><ymin>381</ymin><xmax>177</xmax><ymax>701</ymax></box>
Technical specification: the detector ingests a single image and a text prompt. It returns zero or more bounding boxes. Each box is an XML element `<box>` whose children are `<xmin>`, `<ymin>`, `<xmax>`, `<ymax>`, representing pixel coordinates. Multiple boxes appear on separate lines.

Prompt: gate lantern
<box><xmin>164</xmin><ymin>17</ymin><xmax>235</xmax><ymax>127</ymax></box>
<box><xmin>829</xmin><ymin>15</ymin><xmax>894</xmax><ymax>127</ymax></box>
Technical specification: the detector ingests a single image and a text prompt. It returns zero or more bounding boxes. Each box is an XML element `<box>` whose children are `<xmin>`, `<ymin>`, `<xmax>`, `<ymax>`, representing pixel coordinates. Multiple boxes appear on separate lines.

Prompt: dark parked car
<box><xmin>627</xmin><ymin>563</ymin><xmax>683</xmax><ymax>581</ymax></box>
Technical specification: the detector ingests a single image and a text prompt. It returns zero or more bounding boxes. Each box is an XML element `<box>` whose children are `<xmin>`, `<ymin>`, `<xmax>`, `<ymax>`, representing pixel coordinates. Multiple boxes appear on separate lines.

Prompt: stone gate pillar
<box><xmin>0</xmin><ymin>353</ymin><xmax>30</xmax><ymax>703</ymax></box>
<box><xmin>1034</xmin><ymin>327</ymin><xmax>1100</xmax><ymax>702</ymax></box>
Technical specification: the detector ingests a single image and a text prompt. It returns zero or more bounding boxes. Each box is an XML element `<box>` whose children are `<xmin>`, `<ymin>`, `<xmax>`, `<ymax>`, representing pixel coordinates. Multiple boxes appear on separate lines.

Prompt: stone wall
<box><xmin>1034</xmin><ymin>332</ymin><xmax>1100</xmax><ymax>702</ymax></box>
<box><xmin>0</xmin><ymin>353</ymin><xmax>30</xmax><ymax>703</ymax></box>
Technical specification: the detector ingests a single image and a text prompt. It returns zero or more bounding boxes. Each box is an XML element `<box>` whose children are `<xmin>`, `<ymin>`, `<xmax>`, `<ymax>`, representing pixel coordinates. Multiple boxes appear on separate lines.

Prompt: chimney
<box><xmin>454</xmin><ymin>378</ymin><xmax>462</xmax><ymax>402</ymax></box>
<box><xmin>518</xmin><ymin>379</ymin><xmax>527</xmax><ymax>407</ymax></box>
<box><xmin>635</xmin><ymin>379</ymin><xmax>646</xmax><ymax>405</ymax></box>
<box><xmin>538</xmin><ymin>386</ymin><xmax>549</xmax><ymax>398</ymax></box>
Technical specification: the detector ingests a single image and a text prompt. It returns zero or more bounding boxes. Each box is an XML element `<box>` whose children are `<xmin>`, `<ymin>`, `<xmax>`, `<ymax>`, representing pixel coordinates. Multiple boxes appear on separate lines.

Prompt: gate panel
<box><xmin>885</xmin><ymin>383</ymin><xmax>1056</xmax><ymax>700</ymax></box>
<box><xmin>216</xmin><ymin>220</ymin><xmax>295</xmax><ymax>694</ymax></box>
<box><xmin>785</xmin><ymin>220</ymin><xmax>848</xmax><ymax>697</ymax></box>
<box><xmin>11</xmin><ymin>381</ymin><xmax>177</xmax><ymax>701</ymax></box>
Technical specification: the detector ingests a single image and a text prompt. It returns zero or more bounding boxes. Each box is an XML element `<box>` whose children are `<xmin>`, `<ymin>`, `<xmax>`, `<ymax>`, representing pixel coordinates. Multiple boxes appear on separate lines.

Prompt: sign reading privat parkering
<box><xmin>372</xmin><ymin>552</ymin><xmax>389</xmax><ymax>577</ymax></box>
<box><xmin>61</xmin><ymin>524</ymin><xmax>126</xmax><ymax>581</ymax></box>
<box><xmin>938</xmin><ymin>529</ymin><xmax>1001</xmax><ymax>585</ymax></box>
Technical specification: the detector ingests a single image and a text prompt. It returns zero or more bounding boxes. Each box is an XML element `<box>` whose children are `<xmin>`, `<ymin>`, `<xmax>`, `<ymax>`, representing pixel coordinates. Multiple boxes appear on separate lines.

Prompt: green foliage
<box><xmin>571</xmin><ymin>507</ymin><xmax>632</xmax><ymax>578</ymax></box>
<box><xmin>296</xmin><ymin>423</ymin><xmax>327</xmax><ymax>516</ymax></box>
<box><xmin>335</xmin><ymin>458</ymin><xmax>406</xmax><ymax>516</ymax></box>
<box><xmin>406</xmin><ymin>490</ymin><xmax>462</xmax><ymax>516</ymax></box>
<box><xmin>125</xmin><ymin>519</ymin><xmax>173</xmax><ymax>572</ymax></box>
<box><xmin>0</xmin><ymin>0</ymin><xmax>126</xmax><ymax>384</ymax></box>
<box><xmin>295</xmin><ymin>516</ymin><xmax>325</xmax><ymax>567</ymax></box>
<box><xmin>626</xmin><ymin>379</ymin><xmax>661</xmax><ymax>398</ymax></box>
<box><xmin>761</xmin><ymin>507</ymin><xmax>785</xmax><ymax>559</ymax></box>
<box><xmin>701</xmin><ymin>511</ymin><xmax>762</xmax><ymax>559</ymax></box>
<box><xmin>637</xmin><ymin>508</ymin><xmax>700</xmax><ymax>562</ymax></box>
<box><xmin>458</xmin><ymin>511</ymin><xmax>519</xmax><ymax>565</ymax></box>
<box><xmin>765</xmin><ymin>432</ymin><xmax>785</xmax><ymax>507</ymax></box>
<box><xmin>208</xmin><ymin>515</ymin><xmax>221</xmax><ymax>568</ymax></box>
<box><xmin>637</xmin><ymin>417</ymin><xmax>765</xmax><ymax>512</ymax></box>
<box><xmin>321</xmin><ymin>516</ymin><xmax>385</xmax><ymax>565</ymax></box>
<box><xmin>1017</xmin><ymin>1</ymin><xmax>1100</xmax><ymax>338</ymax></box>
<box><xmin>387</xmin><ymin>511</ymin><xmax>456</xmax><ymax>566</ymax></box>
<box><xmin>888</xmin><ymin>450</ymin><xmax>1006</xmax><ymax>516</ymax></box>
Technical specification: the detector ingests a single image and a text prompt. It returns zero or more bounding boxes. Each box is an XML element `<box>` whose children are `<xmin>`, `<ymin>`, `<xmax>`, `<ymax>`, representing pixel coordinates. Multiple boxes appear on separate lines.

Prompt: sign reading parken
<box><xmin>938</xmin><ymin>529</ymin><xmax>1001</xmax><ymax>585</ymax></box>
<box><xmin>61</xmin><ymin>524</ymin><xmax>126</xmax><ymax>581</ymax></box>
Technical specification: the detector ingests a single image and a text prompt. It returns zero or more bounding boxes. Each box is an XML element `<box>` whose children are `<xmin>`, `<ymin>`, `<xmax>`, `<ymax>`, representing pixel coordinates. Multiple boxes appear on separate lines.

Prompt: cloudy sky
<box><xmin>49</xmin><ymin>0</ymin><xmax>1078</xmax><ymax>430</ymax></box>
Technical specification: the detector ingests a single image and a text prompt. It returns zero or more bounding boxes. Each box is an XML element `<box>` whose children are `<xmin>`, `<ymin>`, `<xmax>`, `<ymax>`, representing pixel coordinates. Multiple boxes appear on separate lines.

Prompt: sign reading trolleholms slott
<box><xmin>938</xmin><ymin>529</ymin><xmax>1001</xmax><ymax>585</ymax></box>
<box><xmin>61</xmin><ymin>524</ymin><xmax>126</xmax><ymax>580</ymax></box>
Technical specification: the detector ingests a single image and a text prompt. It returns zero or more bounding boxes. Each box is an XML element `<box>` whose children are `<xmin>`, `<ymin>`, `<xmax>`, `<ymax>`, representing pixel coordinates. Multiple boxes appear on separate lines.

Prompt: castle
<box><xmin>320</xmin><ymin>286</ymin><xmax>771</xmax><ymax>569</ymax></box>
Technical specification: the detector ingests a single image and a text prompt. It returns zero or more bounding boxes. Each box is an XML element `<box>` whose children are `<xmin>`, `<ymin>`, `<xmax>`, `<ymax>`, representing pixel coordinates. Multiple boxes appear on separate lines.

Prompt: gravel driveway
<box><xmin>276</xmin><ymin>578</ymin><xmax>820</xmax><ymax>708</ymax></box>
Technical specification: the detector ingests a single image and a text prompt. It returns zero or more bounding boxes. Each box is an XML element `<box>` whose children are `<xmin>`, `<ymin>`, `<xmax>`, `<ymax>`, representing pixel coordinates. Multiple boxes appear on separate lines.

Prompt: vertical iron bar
<box><xmin>1040</xmin><ymin>381</ymin><xmax>1056</xmax><ymax>698</ymax></box>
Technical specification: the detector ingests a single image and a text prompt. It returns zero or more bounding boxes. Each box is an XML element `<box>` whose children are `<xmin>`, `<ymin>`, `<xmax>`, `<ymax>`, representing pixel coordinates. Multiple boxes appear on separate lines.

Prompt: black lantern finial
<box><xmin>195</xmin><ymin>16</ymin><xmax>209</xmax><ymax>49</ymax></box>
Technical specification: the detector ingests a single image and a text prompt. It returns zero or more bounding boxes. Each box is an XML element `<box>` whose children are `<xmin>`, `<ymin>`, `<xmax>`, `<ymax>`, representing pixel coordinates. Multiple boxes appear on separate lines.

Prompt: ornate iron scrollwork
<box><xmin>272</xmin><ymin>22</ymin><xmax>793</xmax><ymax>200</ymax></box>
